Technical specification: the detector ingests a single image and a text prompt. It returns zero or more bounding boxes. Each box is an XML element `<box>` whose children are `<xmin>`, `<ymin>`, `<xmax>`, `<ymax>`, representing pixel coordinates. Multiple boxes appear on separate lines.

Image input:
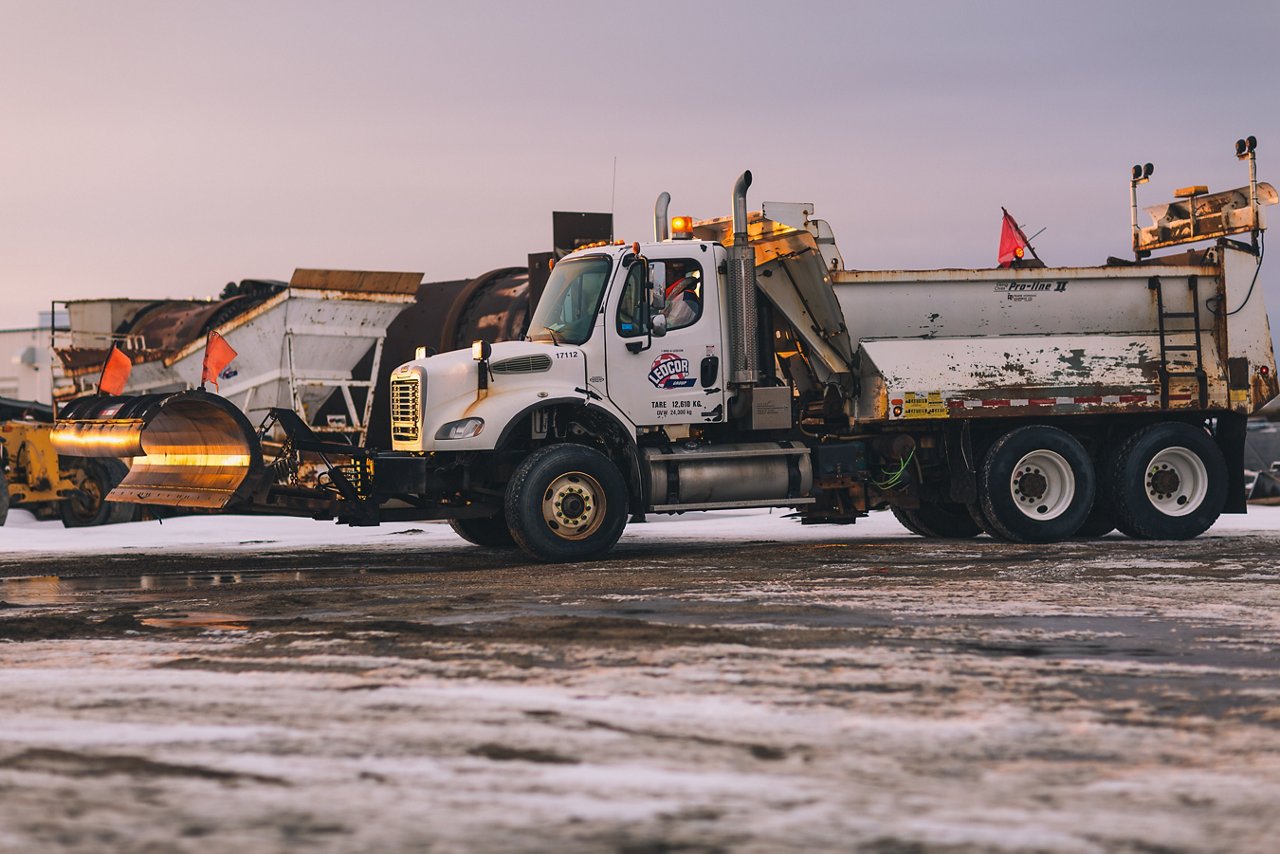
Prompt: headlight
<box><xmin>435</xmin><ymin>417</ymin><xmax>484</xmax><ymax>440</ymax></box>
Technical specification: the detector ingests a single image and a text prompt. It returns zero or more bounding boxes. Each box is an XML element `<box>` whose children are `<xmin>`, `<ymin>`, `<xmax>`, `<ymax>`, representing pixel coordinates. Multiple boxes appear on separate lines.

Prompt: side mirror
<box><xmin>650</xmin><ymin>279</ymin><xmax>666</xmax><ymax>312</ymax></box>
<box><xmin>647</xmin><ymin>266</ymin><xmax>667</xmax><ymax>338</ymax></box>
<box><xmin>625</xmin><ymin>258</ymin><xmax>654</xmax><ymax>353</ymax></box>
<box><xmin>632</xmin><ymin>256</ymin><xmax>650</xmax><ymax>335</ymax></box>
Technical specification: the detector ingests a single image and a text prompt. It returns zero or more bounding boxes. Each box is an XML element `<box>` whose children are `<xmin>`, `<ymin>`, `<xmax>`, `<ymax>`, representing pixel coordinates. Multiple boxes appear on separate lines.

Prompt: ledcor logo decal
<box><xmin>647</xmin><ymin>352</ymin><xmax>695</xmax><ymax>389</ymax></box>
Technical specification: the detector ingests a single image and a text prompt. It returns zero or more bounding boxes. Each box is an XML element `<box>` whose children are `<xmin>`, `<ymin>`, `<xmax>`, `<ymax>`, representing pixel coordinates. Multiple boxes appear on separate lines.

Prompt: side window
<box><xmin>653</xmin><ymin>259</ymin><xmax>703</xmax><ymax>332</ymax></box>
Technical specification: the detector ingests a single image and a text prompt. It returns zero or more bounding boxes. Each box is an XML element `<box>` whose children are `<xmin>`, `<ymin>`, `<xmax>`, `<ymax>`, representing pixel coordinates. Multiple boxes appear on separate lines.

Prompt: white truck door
<box><xmin>604</xmin><ymin>248</ymin><xmax>727</xmax><ymax>426</ymax></box>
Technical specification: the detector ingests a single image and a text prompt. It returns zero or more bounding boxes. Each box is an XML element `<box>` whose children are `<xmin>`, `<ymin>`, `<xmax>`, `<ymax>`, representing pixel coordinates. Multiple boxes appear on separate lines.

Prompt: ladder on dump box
<box><xmin>1148</xmin><ymin>276</ymin><xmax>1208</xmax><ymax>409</ymax></box>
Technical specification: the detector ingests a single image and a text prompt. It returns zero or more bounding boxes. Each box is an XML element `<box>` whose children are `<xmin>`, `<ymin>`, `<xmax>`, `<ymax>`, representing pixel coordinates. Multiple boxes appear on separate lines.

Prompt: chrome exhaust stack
<box><xmin>728</xmin><ymin>170</ymin><xmax>759</xmax><ymax>386</ymax></box>
<box><xmin>51</xmin><ymin>389</ymin><xmax>265</xmax><ymax>510</ymax></box>
<box><xmin>654</xmin><ymin>191</ymin><xmax>671</xmax><ymax>241</ymax></box>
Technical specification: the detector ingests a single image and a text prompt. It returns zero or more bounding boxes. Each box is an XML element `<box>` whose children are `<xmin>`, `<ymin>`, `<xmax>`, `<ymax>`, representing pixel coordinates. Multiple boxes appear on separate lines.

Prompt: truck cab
<box><xmin>389</xmin><ymin>237</ymin><xmax>730</xmax><ymax>456</ymax></box>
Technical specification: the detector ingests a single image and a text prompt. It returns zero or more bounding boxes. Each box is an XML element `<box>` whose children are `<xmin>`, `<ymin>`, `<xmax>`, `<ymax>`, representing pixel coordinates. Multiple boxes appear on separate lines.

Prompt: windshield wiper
<box><xmin>542</xmin><ymin>326</ymin><xmax>562</xmax><ymax>347</ymax></box>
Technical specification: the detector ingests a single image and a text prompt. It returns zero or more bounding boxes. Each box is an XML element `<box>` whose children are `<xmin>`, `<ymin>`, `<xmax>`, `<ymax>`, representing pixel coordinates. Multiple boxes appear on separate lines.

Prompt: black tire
<box><xmin>60</xmin><ymin>459</ymin><xmax>133</xmax><ymax>528</ymax></box>
<box><xmin>505</xmin><ymin>444</ymin><xmax>628</xmax><ymax>562</ymax></box>
<box><xmin>0</xmin><ymin>468</ymin><xmax>9</xmax><ymax>527</ymax></box>
<box><xmin>1106</xmin><ymin>422</ymin><xmax>1226</xmax><ymax>540</ymax></box>
<box><xmin>449</xmin><ymin>514</ymin><xmax>517</xmax><ymax>549</ymax></box>
<box><xmin>893</xmin><ymin>503</ymin><xmax>981</xmax><ymax>538</ymax></box>
<box><xmin>966</xmin><ymin>502</ymin><xmax>1000</xmax><ymax>537</ymax></box>
<box><xmin>978</xmin><ymin>425</ymin><xmax>1095</xmax><ymax>543</ymax></box>
<box><xmin>890</xmin><ymin>506</ymin><xmax>926</xmax><ymax>536</ymax></box>
<box><xmin>1074</xmin><ymin>434</ymin><xmax>1123</xmax><ymax>538</ymax></box>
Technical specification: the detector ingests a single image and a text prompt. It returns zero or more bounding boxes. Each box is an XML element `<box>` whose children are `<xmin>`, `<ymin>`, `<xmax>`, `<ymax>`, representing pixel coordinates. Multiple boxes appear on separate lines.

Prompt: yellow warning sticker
<box><xmin>902</xmin><ymin>391</ymin><xmax>949</xmax><ymax>419</ymax></box>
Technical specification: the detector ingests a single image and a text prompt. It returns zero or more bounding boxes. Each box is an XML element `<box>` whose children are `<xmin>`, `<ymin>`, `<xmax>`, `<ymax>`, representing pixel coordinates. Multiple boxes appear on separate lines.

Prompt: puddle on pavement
<box><xmin>140</xmin><ymin>612</ymin><xmax>253</xmax><ymax>630</ymax></box>
<box><xmin>0</xmin><ymin>569</ymin><xmax>337</xmax><ymax>606</ymax></box>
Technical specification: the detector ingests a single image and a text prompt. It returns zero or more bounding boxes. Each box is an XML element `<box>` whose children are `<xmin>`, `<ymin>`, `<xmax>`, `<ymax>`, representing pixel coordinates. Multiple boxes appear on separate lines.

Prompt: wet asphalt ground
<box><xmin>2</xmin><ymin>527</ymin><xmax>1280</xmax><ymax>852</ymax></box>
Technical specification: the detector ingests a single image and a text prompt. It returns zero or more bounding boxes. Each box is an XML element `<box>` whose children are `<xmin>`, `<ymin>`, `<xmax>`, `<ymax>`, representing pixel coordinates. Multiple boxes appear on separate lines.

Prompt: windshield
<box><xmin>528</xmin><ymin>255</ymin><xmax>613</xmax><ymax>345</ymax></box>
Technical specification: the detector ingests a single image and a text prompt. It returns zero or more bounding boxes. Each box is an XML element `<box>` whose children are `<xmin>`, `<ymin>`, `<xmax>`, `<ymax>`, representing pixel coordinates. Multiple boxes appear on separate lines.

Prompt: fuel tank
<box><xmin>642</xmin><ymin>441</ymin><xmax>814</xmax><ymax>512</ymax></box>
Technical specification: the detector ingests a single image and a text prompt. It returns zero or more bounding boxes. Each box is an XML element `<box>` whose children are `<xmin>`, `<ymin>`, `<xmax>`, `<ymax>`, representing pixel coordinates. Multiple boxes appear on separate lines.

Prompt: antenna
<box><xmin>609</xmin><ymin>156</ymin><xmax>617</xmax><ymax>240</ymax></box>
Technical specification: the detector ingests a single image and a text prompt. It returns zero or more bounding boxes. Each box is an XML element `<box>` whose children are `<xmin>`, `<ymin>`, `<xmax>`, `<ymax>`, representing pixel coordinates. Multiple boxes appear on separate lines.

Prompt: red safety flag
<box><xmin>998</xmin><ymin>209</ymin><xmax>1028</xmax><ymax>268</ymax></box>
<box><xmin>98</xmin><ymin>345</ymin><xmax>132</xmax><ymax>396</ymax></box>
<box><xmin>201</xmin><ymin>331</ymin><xmax>238</xmax><ymax>391</ymax></box>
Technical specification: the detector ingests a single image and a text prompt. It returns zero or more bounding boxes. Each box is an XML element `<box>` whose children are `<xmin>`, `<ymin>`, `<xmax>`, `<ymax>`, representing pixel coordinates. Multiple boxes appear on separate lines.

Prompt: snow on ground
<box><xmin>2</xmin><ymin>504</ymin><xmax>1278</xmax><ymax>559</ymax></box>
<box><xmin>2</xmin><ymin>504</ymin><xmax>1280</xmax><ymax>849</ymax></box>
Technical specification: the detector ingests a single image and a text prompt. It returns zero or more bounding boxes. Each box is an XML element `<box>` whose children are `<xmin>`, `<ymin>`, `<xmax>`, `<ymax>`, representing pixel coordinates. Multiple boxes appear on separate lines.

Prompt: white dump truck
<box><xmin>52</xmin><ymin>141</ymin><xmax>1278</xmax><ymax>561</ymax></box>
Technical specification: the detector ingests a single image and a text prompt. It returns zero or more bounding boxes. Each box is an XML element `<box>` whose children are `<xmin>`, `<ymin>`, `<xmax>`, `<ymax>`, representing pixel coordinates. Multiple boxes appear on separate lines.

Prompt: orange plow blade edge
<box><xmin>50</xmin><ymin>390</ymin><xmax>265</xmax><ymax>510</ymax></box>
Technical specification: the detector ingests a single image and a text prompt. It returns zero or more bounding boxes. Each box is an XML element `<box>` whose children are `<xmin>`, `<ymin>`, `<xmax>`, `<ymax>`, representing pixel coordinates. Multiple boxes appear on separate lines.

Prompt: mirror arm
<box><xmin>626</xmin><ymin>334</ymin><xmax>652</xmax><ymax>354</ymax></box>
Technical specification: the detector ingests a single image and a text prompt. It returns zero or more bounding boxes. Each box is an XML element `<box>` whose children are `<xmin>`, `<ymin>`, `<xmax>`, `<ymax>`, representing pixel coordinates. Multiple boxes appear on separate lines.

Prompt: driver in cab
<box><xmin>662</xmin><ymin>266</ymin><xmax>701</xmax><ymax>330</ymax></box>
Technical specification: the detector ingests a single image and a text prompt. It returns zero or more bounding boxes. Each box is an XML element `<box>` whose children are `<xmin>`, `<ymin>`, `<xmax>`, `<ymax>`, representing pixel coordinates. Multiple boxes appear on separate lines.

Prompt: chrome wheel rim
<box><xmin>542</xmin><ymin>471</ymin><xmax>605</xmax><ymax>540</ymax></box>
<box><xmin>1145</xmin><ymin>446</ymin><xmax>1207</xmax><ymax>517</ymax></box>
<box><xmin>1009</xmin><ymin>450</ymin><xmax>1075</xmax><ymax>520</ymax></box>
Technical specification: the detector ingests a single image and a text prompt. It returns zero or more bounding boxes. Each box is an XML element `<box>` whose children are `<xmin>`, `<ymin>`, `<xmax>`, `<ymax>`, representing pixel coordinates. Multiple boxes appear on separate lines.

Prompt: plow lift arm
<box><xmin>252</xmin><ymin>407</ymin><xmax>382</xmax><ymax>526</ymax></box>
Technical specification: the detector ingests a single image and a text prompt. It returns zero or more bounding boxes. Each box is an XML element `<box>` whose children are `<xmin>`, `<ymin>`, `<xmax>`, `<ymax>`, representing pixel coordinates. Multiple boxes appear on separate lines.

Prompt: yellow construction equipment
<box><xmin>1</xmin><ymin>419</ymin><xmax>133</xmax><ymax>526</ymax></box>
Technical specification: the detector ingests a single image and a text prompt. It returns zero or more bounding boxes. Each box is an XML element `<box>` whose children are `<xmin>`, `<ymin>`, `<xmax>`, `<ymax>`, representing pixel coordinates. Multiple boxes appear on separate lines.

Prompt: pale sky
<box><xmin>2</xmin><ymin>0</ymin><xmax>1278</xmax><ymax>332</ymax></box>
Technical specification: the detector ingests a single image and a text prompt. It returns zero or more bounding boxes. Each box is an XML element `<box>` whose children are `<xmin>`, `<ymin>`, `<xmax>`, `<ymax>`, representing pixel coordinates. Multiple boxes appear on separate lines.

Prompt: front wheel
<box><xmin>1107</xmin><ymin>422</ymin><xmax>1226</xmax><ymax>540</ymax></box>
<box><xmin>505</xmin><ymin>444</ymin><xmax>629</xmax><ymax>562</ymax></box>
<box><xmin>978</xmin><ymin>425</ymin><xmax>1095</xmax><ymax>543</ymax></box>
<box><xmin>449</xmin><ymin>514</ymin><xmax>517</xmax><ymax>549</ymax></box>
<box><xmin>0</xmin><ymin>468</ymin><xmax>9</xmax><ymax>527</ymax></box>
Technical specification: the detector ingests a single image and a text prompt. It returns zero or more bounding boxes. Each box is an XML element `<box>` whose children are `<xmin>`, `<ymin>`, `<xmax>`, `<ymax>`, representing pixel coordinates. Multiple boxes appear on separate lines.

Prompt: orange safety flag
<box><xmin>201</xmin><ymin>331</ymin><xmax>238</xmax><ymax>391</ymax></box>
<box><xmin>98</xmin><ymin>345</ymin><xmax>132</xmax><ymax>396</ymax></box>
<box><xmin>997</xmin><ymin>208</ymin><xmax>1028</xmax><ymax>268</ymax></box>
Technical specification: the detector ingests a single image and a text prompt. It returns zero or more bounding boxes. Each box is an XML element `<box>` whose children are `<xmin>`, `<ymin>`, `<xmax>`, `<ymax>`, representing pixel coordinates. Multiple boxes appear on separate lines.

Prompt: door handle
<box><xmin>700</xmin><ymin>355</ymin><xmax>719</xmax><ymax>387</ymax></box>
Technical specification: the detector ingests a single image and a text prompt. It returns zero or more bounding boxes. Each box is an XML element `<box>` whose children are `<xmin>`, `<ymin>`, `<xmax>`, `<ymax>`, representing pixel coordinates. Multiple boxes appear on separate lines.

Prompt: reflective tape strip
<box><xmin>945</xmin><ymin>393</ymin><xmax>1166</xmax><ymax>410</ymax></box>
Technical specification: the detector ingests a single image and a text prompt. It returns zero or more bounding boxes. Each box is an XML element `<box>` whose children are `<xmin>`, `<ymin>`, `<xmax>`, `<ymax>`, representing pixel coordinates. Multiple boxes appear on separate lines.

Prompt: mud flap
<box><xmin>50</xmin><ymin>390</ymin><xmax>264</xmax><ymax>510</ymax></box>
<box><xmin>1215</xmin><ymin>411</ymin><xmax>1247</xmax><ymax>514</ymax></box>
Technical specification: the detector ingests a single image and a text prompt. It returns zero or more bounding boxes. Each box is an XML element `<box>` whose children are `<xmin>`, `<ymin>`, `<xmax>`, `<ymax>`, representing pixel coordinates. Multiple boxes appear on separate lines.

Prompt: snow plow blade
<box><xmin>50</xmin><ymin>390</ymin><xmax>264</xmax><ymax>510</ymax></box>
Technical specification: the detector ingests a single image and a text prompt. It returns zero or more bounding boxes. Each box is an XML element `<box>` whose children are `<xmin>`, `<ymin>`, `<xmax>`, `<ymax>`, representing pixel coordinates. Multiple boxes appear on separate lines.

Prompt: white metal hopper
<box><xmin>61</xmin><ymin>270</ymin><xmax>420</xmax><ymax>442</ymax></box>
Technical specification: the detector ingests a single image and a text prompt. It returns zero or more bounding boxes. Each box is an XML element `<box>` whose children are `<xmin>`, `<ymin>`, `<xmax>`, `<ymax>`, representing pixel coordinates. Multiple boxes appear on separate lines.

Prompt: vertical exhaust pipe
<box><xmin>732</xmin><ymin>171</ymin><xmax>751</xmax><ymax>238</ymax></box>
<box><xmin>654</xmin><ymin>192</ymin><xmax>671</xmax><ymax>242</ymax></box>
<box><xmin>728</xmin><ymin>171</ymin><xmax>759</xmax><ymax>386</ymax></box>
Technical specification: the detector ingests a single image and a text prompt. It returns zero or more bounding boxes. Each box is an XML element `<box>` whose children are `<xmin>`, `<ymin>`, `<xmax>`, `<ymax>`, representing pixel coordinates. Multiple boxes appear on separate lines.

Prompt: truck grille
<box><xmin>390</xmin><ymin>376</ymin><xmax>421</xmax><ymax>442</ymax></box>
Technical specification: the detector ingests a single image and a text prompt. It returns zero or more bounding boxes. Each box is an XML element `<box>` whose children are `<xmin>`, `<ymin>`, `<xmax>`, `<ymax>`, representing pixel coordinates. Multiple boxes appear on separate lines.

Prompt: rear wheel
<box><xmin>0</xmin><ymin>469</ymin><xmax>9</xmax><ymax>526</ymax></box>
<box><xmin>893</xmin><ymin>503</ymin><xmax>981</xmax><ymax>538</ymax></box>
<box><xmin>449</xmin><ymin>514</ymin><xmax>517</xmax><ymax>549</ymax></box>
<box><xmin>60</xmin><ymin>459</ymin><xmax>133</xmax><ymax>528</ymax></box>
<box><xmin>978</xmin><ymin>425</ymin><xmax>1095</xmax><ymax>543</ymax></box>
<box><xmin>1107</xmin><ymin>422</ymin><xmax>1226</xmax><ymax>540</ymax></box>
<box><xmin>505</xmin><ymin>444</ymin><xmax>628</xmax><ymax>562</ymax></box>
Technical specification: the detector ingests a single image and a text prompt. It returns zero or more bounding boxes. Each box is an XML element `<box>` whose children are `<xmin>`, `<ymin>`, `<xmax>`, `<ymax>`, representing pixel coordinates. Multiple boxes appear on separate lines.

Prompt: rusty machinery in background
<box><xmin>2</xmin><ymin>211</ymin><xmax>612</xmax><ymax>526</ymax></box>
<box><xmin>55</xmin><ymin>211</ymin><xmax>613</xmax><ymax>450</ymax></box>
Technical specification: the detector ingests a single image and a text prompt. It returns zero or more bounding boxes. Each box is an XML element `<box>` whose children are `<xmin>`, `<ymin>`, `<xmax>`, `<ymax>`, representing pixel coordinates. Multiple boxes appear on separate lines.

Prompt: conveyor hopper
<box><xmin>51</xmin><ymin>390</ymin><xmax>264</xmax><ymax>509</ymax></box>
